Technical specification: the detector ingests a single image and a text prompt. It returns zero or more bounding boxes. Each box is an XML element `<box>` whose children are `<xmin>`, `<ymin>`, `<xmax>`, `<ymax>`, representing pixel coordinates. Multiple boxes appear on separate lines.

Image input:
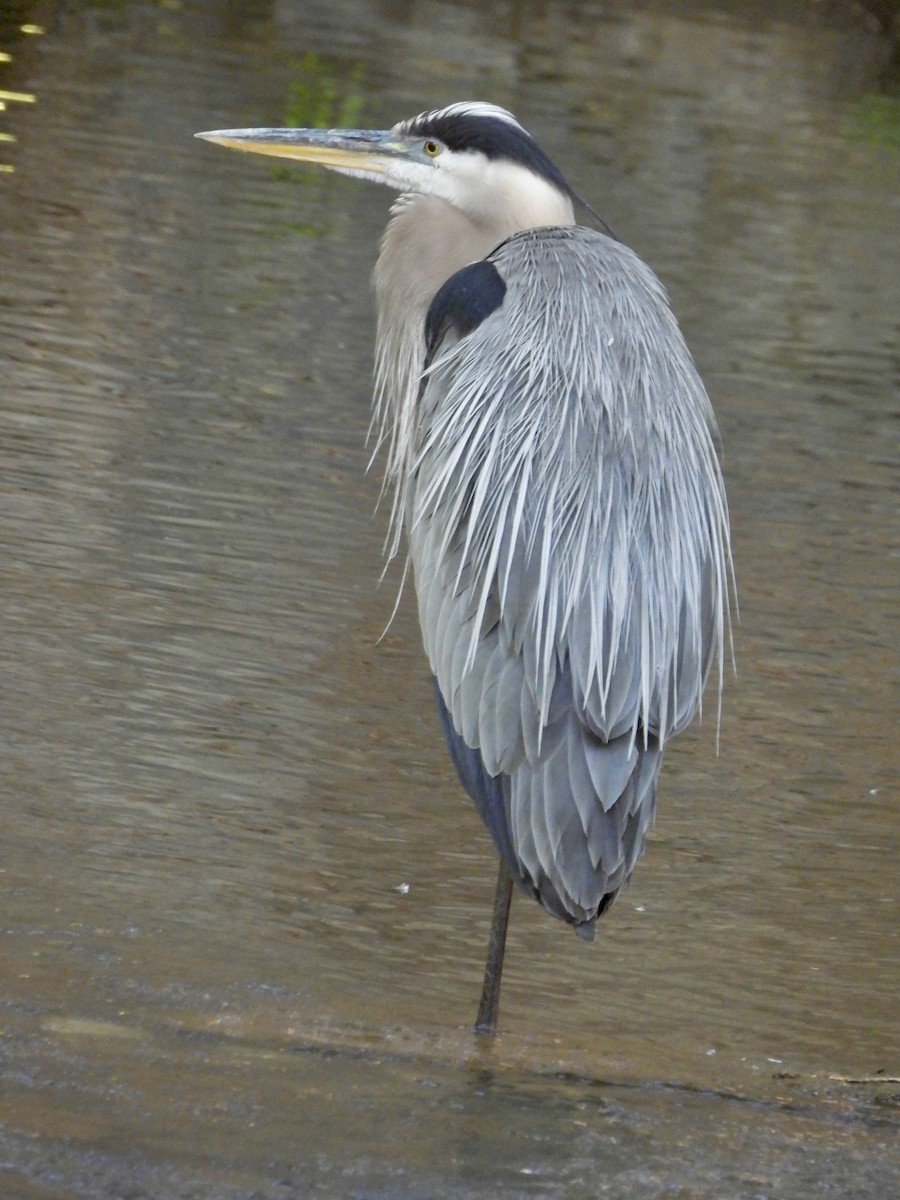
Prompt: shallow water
<box><xmin>0</xmin><ymin>0</ymin><xmax>897</xmax><ymax>1196</ymax></box>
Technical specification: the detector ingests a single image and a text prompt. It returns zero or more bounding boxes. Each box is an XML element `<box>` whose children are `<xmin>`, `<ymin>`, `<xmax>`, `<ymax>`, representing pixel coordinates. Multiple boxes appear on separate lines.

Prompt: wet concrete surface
<box><xmin>0</xmin><ymin>0</ymin><xmax>897</xmax><ymax>1195</ymax></box>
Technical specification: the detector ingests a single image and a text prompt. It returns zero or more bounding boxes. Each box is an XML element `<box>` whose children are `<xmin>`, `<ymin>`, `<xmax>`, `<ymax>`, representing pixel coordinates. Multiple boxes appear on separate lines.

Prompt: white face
<box><xmin>418</xmin><ymin>147</ymin><xmax>576</xmax><ymax>229</ymax></box>
<box><xmin>356</xmin><ymin>101</ymin><xmax>576</xmax><ymax>229</ymax></box>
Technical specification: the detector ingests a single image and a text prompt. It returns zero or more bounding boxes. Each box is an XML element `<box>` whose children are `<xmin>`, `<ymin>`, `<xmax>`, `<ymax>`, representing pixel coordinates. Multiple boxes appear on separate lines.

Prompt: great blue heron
<box><xmin>197</xmin><ymin>102</ymin><xmax>733</xmax><ymax>1035</ymax></box>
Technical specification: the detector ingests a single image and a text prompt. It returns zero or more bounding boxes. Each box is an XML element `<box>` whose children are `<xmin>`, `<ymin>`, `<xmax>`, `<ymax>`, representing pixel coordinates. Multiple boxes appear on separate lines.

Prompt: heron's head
<box><xmin>196</xmin><ymin>102</ymin><xmax>577</xmax><ymax>229</ymax></box>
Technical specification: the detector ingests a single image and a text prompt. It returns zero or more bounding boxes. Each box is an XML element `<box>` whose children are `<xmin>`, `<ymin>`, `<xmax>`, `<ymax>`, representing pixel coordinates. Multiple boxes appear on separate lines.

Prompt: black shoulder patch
<box><xmin>424</xmin><ymin>260</ymin><xmax>507</xmax><ymax>363</ymax></box>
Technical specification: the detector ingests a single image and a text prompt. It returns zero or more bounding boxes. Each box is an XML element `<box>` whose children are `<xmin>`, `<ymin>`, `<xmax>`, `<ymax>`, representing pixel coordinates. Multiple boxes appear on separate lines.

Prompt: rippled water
<box><xmin>1</xmin><ymin>0</ymin><xmax>897</xmax><ymax>1196</ymax></box>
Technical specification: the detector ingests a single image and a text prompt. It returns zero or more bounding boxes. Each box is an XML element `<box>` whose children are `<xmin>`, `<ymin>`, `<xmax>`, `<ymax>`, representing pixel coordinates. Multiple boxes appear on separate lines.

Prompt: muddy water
<box><xmin>0</xmin><ymin>0</ymin><xmax>897</xmax><ymax>1195</ymax></box>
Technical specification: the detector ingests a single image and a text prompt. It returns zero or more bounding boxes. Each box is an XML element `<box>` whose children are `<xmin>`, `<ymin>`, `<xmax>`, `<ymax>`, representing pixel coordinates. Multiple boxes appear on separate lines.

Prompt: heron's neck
<box><xmin>376</xmin><ymin>197</ymin><xmax>495</xmax><ymax>341</ymax></box>
<box><xmin>376</xmin><ymin>187</ymin><xmax>574</xmax><ymax>344</ymax></box>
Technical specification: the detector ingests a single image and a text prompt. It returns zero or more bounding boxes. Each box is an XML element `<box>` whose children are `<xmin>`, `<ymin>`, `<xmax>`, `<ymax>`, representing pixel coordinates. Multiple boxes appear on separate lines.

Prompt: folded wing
<box><xmin>409</xmin><ymin>227</ymin><xmax>731</xmax><ymax>933</ymax></box>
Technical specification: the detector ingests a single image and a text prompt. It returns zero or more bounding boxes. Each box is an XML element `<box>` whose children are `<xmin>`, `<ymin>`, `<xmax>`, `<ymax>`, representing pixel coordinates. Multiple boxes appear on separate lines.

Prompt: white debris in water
<box><xmin>394</xmin><ymin>882</ymin><xmax>409</xmax><ymax>895</ymax></box>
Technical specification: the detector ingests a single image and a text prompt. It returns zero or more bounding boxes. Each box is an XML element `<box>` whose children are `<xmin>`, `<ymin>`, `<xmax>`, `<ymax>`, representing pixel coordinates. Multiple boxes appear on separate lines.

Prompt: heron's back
<box><xmin>409</xmin><ymin>225</ymin><xmax>731</xmax><ymax>933</ymax></box>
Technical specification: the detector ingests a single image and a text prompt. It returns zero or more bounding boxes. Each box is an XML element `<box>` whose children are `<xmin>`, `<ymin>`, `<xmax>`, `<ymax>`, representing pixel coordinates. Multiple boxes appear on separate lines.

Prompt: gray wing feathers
<box><xmin>483</xmin><ymin>653</ymin><xmax>526</xmax><ymax>773</ymax></box>
<box><xmin>409</xmin><ymin>226</ymin><xmax>731</xmax><ymax>929</ymax></box>
<box><xmin>505</xmin><ymin>717</ymin><xmax>662</xmax><ymax>922</ymax></box>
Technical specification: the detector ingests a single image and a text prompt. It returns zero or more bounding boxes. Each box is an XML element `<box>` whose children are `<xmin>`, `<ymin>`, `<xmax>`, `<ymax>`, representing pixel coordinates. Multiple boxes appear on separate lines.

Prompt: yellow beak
<box><xmin>194</xmin><ymin>126</ymin><xmax>407</xmax><ymax>178</ymax></box>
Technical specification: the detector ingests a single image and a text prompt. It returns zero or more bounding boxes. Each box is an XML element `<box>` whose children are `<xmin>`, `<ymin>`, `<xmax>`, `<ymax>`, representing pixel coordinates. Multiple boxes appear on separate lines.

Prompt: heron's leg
<box><xmin>474</xmin><ymin>858</ymin><xmax>514</xmax><ymax>1035</ymax></box>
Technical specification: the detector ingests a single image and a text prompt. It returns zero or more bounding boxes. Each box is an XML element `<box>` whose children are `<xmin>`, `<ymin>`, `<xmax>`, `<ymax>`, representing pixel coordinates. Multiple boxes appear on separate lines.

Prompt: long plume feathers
<box><xmin>406</xmin><ymin>227</ymin><xmax>732</xmax><ymax>748</ymax></box>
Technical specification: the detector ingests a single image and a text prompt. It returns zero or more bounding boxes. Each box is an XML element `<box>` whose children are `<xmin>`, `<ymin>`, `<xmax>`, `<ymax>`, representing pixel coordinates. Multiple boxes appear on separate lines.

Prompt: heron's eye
<box><xmin>423</xmin><ymin>140</ymin><xmax>441</xmax><ymax>157</ymax></box>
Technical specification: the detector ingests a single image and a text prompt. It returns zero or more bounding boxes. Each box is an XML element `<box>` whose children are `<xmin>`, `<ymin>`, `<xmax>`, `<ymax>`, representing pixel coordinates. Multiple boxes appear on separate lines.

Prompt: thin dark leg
<box><xmin>474</xmin><ymin>858</ymin><xmax>514</xmax><ymax>1036</ymax></box>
